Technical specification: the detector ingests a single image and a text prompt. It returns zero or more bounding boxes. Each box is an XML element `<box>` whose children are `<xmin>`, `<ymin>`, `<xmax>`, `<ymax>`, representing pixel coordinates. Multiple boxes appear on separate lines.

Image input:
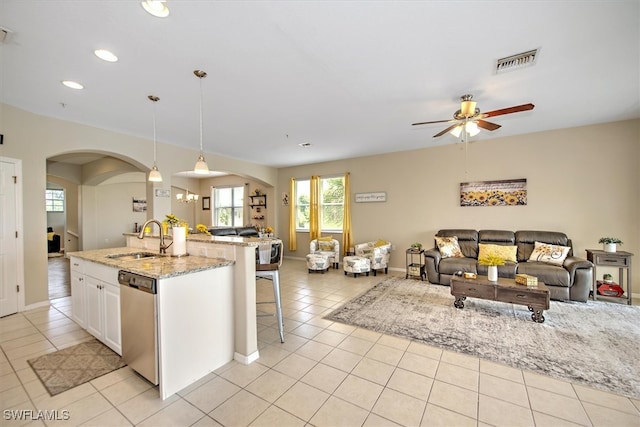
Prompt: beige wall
<box><xmin>278</xmin><ymin>119</ymin><xmax>640</xmax><ymax>296</ymax></box>
<box><xmin>1</xmin><ymin>104</ymin><xmax>277</xmax><ymax>306</ymax></box>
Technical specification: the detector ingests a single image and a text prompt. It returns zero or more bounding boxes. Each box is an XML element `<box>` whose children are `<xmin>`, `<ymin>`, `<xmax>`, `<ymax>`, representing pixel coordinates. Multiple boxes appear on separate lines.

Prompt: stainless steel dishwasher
<box><xmin>118</xmin><ymin>270</ymin><xmax>158</xmax><ymax>385</ymax></box>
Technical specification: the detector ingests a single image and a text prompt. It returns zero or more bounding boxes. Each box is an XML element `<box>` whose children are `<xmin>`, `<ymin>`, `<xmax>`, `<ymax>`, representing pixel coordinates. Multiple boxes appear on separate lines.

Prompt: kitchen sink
<box><xmin>107</xmin><ymin>252</ymin><xmax>161</xmax><ymax>261</ymax></box>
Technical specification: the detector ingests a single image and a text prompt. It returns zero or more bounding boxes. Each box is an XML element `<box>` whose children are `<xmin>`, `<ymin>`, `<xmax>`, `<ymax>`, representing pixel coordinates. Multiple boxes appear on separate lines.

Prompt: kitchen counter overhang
<box><xmin>67</xmin><ymin>246</ymin><xmax>234</xmax><ymax>279</ymax></box>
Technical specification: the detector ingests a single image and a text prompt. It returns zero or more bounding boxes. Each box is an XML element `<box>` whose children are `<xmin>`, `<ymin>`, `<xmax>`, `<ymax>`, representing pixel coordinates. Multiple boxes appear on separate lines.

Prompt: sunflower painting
<box><xmin>460</xmin><ymin>179</ymin><xmax>527</xmax><ymax>207</ymax></box>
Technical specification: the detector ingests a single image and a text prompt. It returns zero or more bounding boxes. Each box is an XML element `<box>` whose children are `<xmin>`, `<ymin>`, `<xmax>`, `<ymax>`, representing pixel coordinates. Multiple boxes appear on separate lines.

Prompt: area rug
<box><xmin>325</xmin><ymin>277</ymin><xmax>640</xmax><ymax>399</ymax></box>
<box><xmin>28</xmin><ymin>339</ymin><xmax>126</xmax><ymax>396</ymax></box>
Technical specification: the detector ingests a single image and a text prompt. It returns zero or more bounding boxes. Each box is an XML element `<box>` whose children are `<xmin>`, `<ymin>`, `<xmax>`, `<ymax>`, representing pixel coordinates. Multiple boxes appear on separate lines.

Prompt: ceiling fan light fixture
<box><xmin>466</xmin><ymin>121</ymin><xmax>480</xmax><ymax>136</ymax></box>
<box><xmin>450</xmin><ymin>126</ymin><xmax>463</xmax><ymax>138</ymax></box>
<box><xmin>460</xmin><ymin>100</ymin><xmax>477</xmax><ymax>117</ymax></box>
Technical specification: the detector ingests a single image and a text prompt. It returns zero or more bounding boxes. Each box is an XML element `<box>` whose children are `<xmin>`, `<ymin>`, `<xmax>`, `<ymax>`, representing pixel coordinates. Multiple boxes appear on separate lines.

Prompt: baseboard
<box><xmin>23</xmin><ymin>300</ymin><xmax>51</xmax><ymax>311</ymax></box>
<box><xmin>234</xmin><ymin>350</ymin><xmax>260</xmax><ymax>365</ymax></box>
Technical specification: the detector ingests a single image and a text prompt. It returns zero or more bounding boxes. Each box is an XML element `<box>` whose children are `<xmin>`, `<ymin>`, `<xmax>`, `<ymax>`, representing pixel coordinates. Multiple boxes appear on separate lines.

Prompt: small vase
<box><xmin>604</xmin><ymin>243</ymin><xmax>616</xmax><ymax>253</ymax></box>
<box><xmin>488</xmin><ymin>265</ymin><xmax>498</xmax><ymax>282</ymax></box>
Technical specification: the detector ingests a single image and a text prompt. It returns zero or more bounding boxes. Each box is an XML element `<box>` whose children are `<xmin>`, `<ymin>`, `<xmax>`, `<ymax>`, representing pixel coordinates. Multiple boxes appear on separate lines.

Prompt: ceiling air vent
<box><xmin>496</xmin><ymin>48</ymin><xmax>539</xmax><ymax>74</ymax></box>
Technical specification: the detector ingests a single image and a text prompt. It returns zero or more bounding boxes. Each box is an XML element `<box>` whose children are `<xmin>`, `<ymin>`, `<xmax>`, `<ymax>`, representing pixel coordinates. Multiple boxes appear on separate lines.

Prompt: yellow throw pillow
<box><xmin>47</xmin><ymin>232</ymin><xmax>55</xmax><ymax>241</ymax></box>
<box><xmin>435</xmin><ymin>236</ymin><xmax>464</xmax><ymax>258</ymax></box>
<box><xmin>318</xmin><ymin>241</ymin><xmax>335</xmax><ymax>251</ymax></box>
<box><xmin>317</xmin><ymin>236</ymin><xmax>333</xmax><ymax>242</ymax></box>
<box><xmin>374</xmin><ymin>239</ymin><xmax>388</xmax><ymax>247</ymax></box>
<box><xmin>478</xmin><ymin>243</ymin><xmax>517</xmax><ymax>263</ymax></box>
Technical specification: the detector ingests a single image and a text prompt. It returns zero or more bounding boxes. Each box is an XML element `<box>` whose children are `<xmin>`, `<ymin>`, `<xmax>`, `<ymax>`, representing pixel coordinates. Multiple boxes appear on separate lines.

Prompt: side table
<box><xmin>585</xmin><ymin>249</ymin><xmax>633</xmax><ymax>305</ymax></box>
<box><xmin>406</xmin><ymin>248</ymin><xmax>426</xmax><ymax>280</ymax></box>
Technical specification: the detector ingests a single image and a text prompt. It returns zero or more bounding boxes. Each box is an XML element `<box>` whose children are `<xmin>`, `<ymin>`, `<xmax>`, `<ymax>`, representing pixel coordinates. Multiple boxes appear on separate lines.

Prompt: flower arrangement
<box><xmin>196</xmin><ymin>224</ymin><xmax>211</xmax><ymax>235</ymax></box>
<box><xmin>164</xmin><ymin>213</ymin><xmax>180</xmax><ymax>226</ymax></box>
<box><xmin>478</xmin><ymin>254</ymin><xmax>506</xmax><ymax>266</ymax></box>
<box><xmin>598</xmin><ymin>237</ymin><xmax>623</xmax><ymax>245</ymax></box>
<box><xmin>265</xmin><ymin>226</ymin><xmax>274</xmax><ymax>234</ymax></box>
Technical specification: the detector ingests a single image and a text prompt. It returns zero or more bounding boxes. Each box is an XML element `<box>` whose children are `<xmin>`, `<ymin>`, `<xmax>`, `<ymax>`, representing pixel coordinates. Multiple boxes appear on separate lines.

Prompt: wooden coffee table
<box><xmin>450</xmin><ymin>275</ymin><xmax>550</xmax><ymax>323</ymax></box>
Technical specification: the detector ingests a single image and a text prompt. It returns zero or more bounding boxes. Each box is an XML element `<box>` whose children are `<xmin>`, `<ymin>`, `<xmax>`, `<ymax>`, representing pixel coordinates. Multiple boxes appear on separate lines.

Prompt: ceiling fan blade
<box><xmin>433</xmin><ymin>124</ymin><xmax>460</xmax><ymax>138</ymax></box>
<box><xmin>483</xmin><ymin>103</ymin><xmax>535</xmax><ymax>118</ymax></box>
<box><xmin>412</xmin><ymin>119</ymin><xmax>454</xmax><ymax>126</ymax></box>
<box><xmin>477</xmin><ymin>120</ymin><xmax>502</xmax><ymax>131</ymax></box>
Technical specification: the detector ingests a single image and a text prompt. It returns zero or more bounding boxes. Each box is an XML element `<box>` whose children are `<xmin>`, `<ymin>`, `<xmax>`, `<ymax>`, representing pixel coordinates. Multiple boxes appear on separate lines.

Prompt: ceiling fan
<box><xmin>412</xmin><ymin>94</ymin><xmax>535</xmax><ymax>139</ymax></box>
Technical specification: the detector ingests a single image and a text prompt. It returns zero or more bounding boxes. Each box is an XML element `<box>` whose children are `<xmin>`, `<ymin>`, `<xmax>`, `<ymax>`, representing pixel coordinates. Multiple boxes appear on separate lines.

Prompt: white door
<box><xmin>0</xmin><ymin>159</ymin><xmax>19</xmax><ymax>317</ymax></box>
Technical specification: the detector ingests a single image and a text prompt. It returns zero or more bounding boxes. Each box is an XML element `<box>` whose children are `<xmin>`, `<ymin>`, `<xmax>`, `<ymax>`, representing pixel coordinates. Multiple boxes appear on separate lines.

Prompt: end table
<box><xmin>406</xmin><ymin>248</ymin><xmax>426</xmax><ymax>280</ymax></box>
<box><xmin>585</xmin><ymin>249</ymin><xmax>633</xmax><ymax>305</ymax></box>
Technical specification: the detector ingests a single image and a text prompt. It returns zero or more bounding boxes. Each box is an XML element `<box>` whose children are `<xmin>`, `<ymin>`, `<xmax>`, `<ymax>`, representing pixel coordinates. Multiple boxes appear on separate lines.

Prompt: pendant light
<box><xmin>148</xmin><ymin>95</ymin><xmax>163</xmax><ymax>182</ymax></box>
<box><xmin>193</xmin><ymin>70</ymin><xmax>210</xmax><ymax>174</ymax></box>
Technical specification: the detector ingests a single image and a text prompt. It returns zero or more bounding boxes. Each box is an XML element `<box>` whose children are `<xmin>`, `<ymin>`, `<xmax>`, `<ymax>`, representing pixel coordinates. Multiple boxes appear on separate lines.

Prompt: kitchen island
<box><xmin>69</xmin><ymin>235</ymin><xmax>267</xmax><ymax>400</ymax></box>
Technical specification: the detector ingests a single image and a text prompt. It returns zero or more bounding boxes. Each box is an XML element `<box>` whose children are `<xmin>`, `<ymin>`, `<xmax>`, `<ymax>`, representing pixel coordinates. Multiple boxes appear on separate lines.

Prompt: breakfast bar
<box><xmin>70</xmin><ymin>232</ymin><xmax>275</xmax><ymax>399</ymax></box>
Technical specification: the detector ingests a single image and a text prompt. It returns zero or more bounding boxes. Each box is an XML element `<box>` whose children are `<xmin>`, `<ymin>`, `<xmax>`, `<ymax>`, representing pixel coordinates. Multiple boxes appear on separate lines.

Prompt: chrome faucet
<box><xmin>138</xmin><ymin>219</ymin><xmax>172</xmax><ymax>255</ymax></box>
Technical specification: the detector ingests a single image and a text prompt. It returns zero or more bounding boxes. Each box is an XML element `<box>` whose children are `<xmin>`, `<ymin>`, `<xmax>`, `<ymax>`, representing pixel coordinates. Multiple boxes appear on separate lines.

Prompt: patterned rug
<box><xmin>28</xmin><ymin>339</ymin><xmax>126</xmax><ymax>396</ymax></box>
<box><xmin>325</xmin><ymin>277</ymin><xmax>640</xmax><ymax>399</ymax></box>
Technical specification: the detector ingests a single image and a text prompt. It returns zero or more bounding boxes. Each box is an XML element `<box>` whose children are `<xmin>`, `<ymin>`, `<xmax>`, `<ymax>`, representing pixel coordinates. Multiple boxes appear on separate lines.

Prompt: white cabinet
<box><xmin>70</xmin><ymin>257</ymin><xmax>86</xmax><ymax>328</ymax></box>
<box><xmin>83</xmin><ymin>261</ymin><xmax>122</xmax><ymax>355</ymax></box>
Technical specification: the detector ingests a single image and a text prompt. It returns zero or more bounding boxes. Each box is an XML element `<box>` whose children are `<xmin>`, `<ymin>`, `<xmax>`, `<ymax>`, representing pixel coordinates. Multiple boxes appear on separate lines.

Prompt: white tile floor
<box><xmin>1</xmin><ymin>259</ymin><xmax>639</xmax><ymax>426</ymax></box>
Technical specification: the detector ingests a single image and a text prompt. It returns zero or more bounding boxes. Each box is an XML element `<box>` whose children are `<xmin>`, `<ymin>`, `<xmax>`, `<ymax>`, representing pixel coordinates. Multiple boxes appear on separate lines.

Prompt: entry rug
<box><xmin>28</xmin><ymin>339</ymin><xmax>126</xmax><ymax>396</ymax></box>
<box><xmin>325</xmin><ymin>277</ymin><xmax>640</xmax><ymax>399</ymax></box>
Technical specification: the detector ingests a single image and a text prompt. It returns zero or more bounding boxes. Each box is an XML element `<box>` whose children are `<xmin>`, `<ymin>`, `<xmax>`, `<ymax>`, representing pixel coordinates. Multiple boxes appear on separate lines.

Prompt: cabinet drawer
<box><xmin>70</xmin><ymin>257</ymin><xmax>84</xmax><ymax>273</ymax></box>
<box><xmin>496</xmin><ymin>287</ymin><xmax>549</xmax><ymax>309</ymax></box>
<box><xmin>595</xmin><ymin>254</ymin><xmax>629</xmax><ymax>267</ymax></box>
<box><xmin>451</xmin><ymin>282</ymin><xmax>494</xmax><ymax>299</ymax></box>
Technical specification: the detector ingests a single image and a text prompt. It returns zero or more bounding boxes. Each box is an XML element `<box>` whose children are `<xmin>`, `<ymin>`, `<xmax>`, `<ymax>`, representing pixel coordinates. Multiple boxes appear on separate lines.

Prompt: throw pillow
<box><xmin>318</xmin><ymin>241</ymin><xmax>335</xmax><ymax>251</ymax></box>
<box><xmin>528</xmin><ymin>241</ymin><xmax>570</xmax><ymax>266</ymax></box>
<box><xmin>47</xmin><ymin>232</ymin><xmax>55</xmax><ymax>241</ymax></box>
<box><xmin>435</xmin><ymin>236</ymin><xmax>464</xmax><ymax>258</ymax></box>
<box><xmin>374</xmin><ymin>239</ymin><xmax>388</xmax><ymax>247</ymax></box>
<box><xmin>478</xmin><ymin>243</ymin><xmax>517</xmax><ymax>263</ymax></box>
<box><xmin>317</xmin><ymin>236</ymin><xmax>333</xmax><ymax>242</ymax></box>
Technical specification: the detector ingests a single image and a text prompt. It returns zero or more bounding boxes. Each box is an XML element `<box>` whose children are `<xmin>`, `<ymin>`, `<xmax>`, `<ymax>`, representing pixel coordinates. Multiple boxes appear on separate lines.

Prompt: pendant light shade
<box><xmin>193</xmin><ymin>70</ymin><xmax>210</xmax><ymax>174</ymax></box>
<box><xmin>147</xmin><ymin>95</ymin><xmax>163</xmax><ymax>182</ymax></box>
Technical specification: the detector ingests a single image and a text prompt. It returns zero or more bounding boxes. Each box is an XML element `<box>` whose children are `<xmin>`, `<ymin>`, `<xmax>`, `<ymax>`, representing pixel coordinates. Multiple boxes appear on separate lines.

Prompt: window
<box><xmin>45</xmin><ymin>189</ymin><xmax>65</xmax><ymax>212</ymax></box>
<box><xmin>214</xmin><ymin>186</ymin><xmax>244</xmax><ymax>227</ymax></box>
<box><xmin>296</xmin><ymin>176</ymin><xmax>344</xmax><ymax>231</ymax></box>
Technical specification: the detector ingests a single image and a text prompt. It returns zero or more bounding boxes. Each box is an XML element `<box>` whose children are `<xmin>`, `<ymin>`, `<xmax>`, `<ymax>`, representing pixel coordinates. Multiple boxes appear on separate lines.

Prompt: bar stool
<box><xmin>256</xmin><ymin>240</ymin><xmax>285</xmax><ymax>343</ymax></box>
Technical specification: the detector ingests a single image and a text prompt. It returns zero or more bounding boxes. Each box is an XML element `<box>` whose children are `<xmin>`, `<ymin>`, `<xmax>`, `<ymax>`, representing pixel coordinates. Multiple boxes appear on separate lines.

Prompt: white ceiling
<box><xmin>2</xmin><ymin>1</ymin><xmax>639</xmax><ymax>169</ymax></box>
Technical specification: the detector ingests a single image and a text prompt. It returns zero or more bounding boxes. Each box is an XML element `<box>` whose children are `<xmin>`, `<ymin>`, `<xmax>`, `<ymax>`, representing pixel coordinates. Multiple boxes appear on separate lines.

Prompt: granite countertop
<box><xmin>68</xmin><ymin>247</ymin><xmax>234</xmax><ymax>279</ymax></box>
<box><xmin>123</xmin><ymin>232</ymin><xmax>282</xmax><ymax>247</ymax></box>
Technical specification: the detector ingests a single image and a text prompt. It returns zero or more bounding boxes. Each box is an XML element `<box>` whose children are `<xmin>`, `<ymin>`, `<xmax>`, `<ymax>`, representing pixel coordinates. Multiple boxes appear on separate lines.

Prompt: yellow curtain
<box><xmin>342</xmin><ymin>172</ymin><xmax>353</xmax><ymax>256</ymax></box>
<box><xmin>288</xmin><ymin>177</ymin><xmax>297</xmax><ymax>251</ymax></box>
<box><xmin>309</xmin><ymin>175</ymin><xmax>320</xmax><ymax>241</ymax></box>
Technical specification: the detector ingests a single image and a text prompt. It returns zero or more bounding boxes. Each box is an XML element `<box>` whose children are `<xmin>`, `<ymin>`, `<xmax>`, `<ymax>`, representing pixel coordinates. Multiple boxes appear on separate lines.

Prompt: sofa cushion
<box><xmin>439</xmin><ymin>257</ymin><xmax>478</xmax><ymax>275</ymax></box>
<box><xmin>528</xmin><ymin>241</ymin><xmax>571</xmax><ymax>266</ymax></box>
<box><xmin>436</xmin><ymin>229</ymin><xmax>478</xmax><ymax>258</ymax></box>
<box><xmin>515</xmin><ymin>230</ymin><xmax>571</xmax><ymax>261</ymax></box>
<box><xmin>435</xmin><ymin>236</ymin><xmax>464</xmax><ymax>258</ymax></box>
<box><xmin>478</xmin><ymin>243</ymin><xmax>517</xmax><ymax>263</ymax></box>
<box><xmin>517</xmin><ymin>262</ymin><xmax>571</xmax><ymax>287</ymax></box>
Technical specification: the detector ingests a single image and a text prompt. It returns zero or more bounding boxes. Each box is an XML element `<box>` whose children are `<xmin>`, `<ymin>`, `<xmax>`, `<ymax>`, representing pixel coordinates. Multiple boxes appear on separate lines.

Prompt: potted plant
<box><xmin>598</xmin><ymin>237</ymin><xmax>623</xmax><ymax>253</ymax></box>
<box><xmin>603</xmin><ymin>273</ymin><xmax>613</xmax><ymax>284</ymax></box>
<box><xmin>410</xmin><ymin>242</ymin><xmax>423</xmax><ymax>251</ymax></box>
<box><xmin>478</xmin><ymin>254</ymin><xmax>505</xmax><ymax>282</ymax></box>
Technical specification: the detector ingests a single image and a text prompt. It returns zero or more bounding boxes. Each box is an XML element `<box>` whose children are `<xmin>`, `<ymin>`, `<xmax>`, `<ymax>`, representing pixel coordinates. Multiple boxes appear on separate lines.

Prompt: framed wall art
<box><xmin>460</xmin><ymin>179</ymin><xmax>527</xmax><ymax>207</ymax></box>
<box><xmin>355</xmin><ymin>191</ymin><xmax>387</xmax><ymax>203</ymax></box>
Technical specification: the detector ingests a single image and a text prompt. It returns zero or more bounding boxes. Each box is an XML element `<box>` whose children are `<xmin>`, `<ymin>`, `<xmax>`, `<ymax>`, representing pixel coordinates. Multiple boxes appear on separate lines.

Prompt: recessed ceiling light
<box><xmin>141</xmin><ymin>0</ymin><xmax>170</xmax><ymax>18</ymax></box>
<box><xmin>62</xmin><ymin>80</ymin><xmax>84</xmax><ymax>90</ymax></box>
<box><xmin>298</xmin><ymin>142</ymin><xmax>312</xmax><ymax>148</ymax></box>
<box><xmin>94</xmin><ymin>49</ymin><xmax>118</xmax><ymax>62</ymax></box>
